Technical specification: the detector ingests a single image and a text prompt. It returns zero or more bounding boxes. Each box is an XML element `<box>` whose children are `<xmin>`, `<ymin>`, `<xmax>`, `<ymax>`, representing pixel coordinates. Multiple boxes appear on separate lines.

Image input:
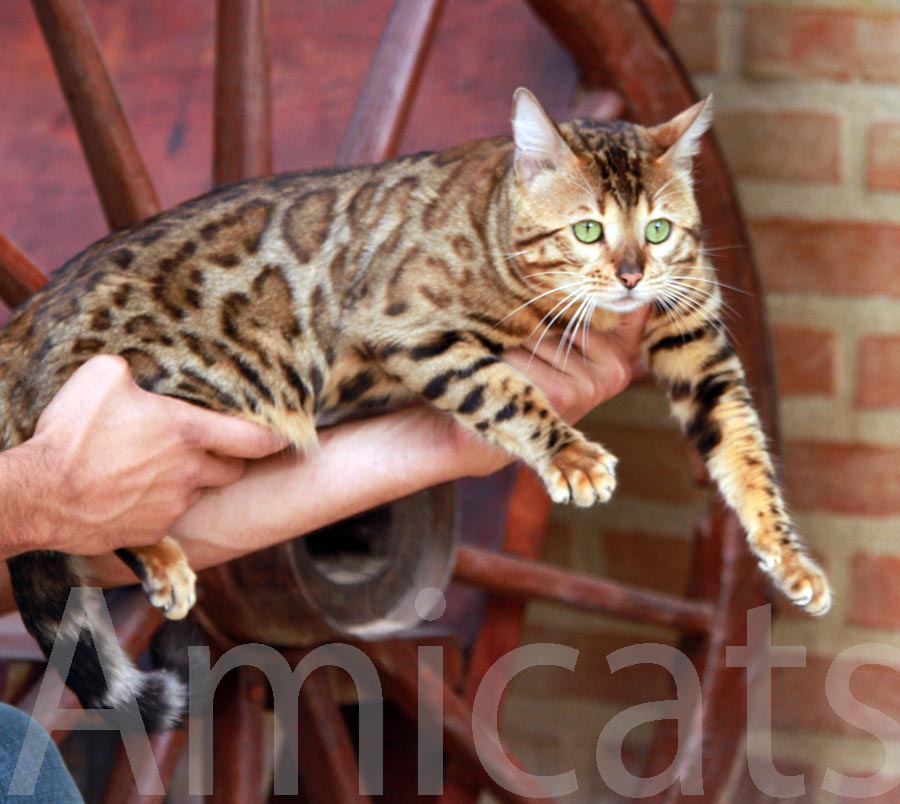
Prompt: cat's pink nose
<box><xmin>617</xmin><ymin>268</ymin><xmax>643</xmax><ymax>289</ymax></box>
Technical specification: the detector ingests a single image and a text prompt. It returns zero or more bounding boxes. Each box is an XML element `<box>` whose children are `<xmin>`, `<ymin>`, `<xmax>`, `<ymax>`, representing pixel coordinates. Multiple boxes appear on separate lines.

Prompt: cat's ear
<box><xmin>511</xmin><ymin>87</ymin><xmax>577</xmax><ymax>184</ymax></box>
<box><xmin>650</xmin><ymin>95</ymin><xmax>713</xmax><ymax>175</ymax></box>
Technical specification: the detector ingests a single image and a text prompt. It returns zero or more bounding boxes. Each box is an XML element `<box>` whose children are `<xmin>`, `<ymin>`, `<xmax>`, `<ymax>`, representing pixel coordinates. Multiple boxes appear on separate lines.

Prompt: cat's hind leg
<box><xmin>116</xmin><ymin>536</ymin><xmax>197</xmax><ymax>620</ymax></box>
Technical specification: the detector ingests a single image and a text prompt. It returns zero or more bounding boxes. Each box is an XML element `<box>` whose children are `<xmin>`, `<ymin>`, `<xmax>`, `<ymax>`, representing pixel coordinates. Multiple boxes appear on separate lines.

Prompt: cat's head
<box><xmin>507</xmin><ymin>88</ymin><xmax>712</xmax><ymax>315</ymax></box>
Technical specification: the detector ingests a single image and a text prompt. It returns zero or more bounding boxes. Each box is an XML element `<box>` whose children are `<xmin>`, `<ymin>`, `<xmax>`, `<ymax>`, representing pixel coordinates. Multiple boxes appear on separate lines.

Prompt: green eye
<box><xmin>645</xmin><ymin>219</ymin><xmax>672</xmax><ymax>244</ymax></box>
<box><xmin>572</xmin><ymin>220</ymin><xmax>603</xmax><ymax>243</ymax></box>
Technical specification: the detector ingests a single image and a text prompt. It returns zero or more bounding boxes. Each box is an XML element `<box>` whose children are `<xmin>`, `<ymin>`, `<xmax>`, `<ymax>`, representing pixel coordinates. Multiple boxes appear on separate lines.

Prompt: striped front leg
<box><xmin>647</xmin><ymin>308</ymin><xmax>831</xmax><ymax>615</ymax></box>
<box><xmin>383</xmin><ymin>330</ymin><xmax>618</xmax><ymax>506</ymax></box>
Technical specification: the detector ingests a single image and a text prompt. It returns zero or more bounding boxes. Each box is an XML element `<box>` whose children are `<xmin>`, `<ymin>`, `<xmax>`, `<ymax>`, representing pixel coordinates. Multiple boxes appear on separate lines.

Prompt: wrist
<box><xmin>0</xmin><ymin>439</ymin><xmax>57</xmax><ymax>558</ymax></box>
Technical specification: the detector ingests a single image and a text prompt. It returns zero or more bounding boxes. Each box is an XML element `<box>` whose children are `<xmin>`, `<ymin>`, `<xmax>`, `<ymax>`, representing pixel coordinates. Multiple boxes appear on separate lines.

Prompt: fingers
<box><xmin>504</xmin><ymin>308</ymin><xmax>650</xmax><ymax>424</ymax></box>
<box><xmin>167</xmin><ymin>399</ymin><xmax>288</xmax><ymax>458</ymax></box>
<box><xmin>193</xmin><ymin>454</ymin><xmax>247</xmax><ymax>489</ymax></box>
<box><xmin>504</xmin><ymin>337</ymin><xmax>630</xmax><ymax>423</ymax></box>
<box><xmin>611</xmin><ymin>305</ymin><xmax>650</xmax><ymax>378</ymax></box>
<box><xmin>613</xmin><ymin>306</ymin><xmax>649</xmax><ymax>358</ymax></box>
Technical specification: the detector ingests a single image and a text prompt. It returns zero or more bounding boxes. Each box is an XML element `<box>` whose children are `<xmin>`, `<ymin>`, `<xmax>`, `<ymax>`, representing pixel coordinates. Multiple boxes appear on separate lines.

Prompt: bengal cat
<box><xmin>1</xmin><ymin>89</ymin><xmax>830</xmax><ymax>730</ymax></box>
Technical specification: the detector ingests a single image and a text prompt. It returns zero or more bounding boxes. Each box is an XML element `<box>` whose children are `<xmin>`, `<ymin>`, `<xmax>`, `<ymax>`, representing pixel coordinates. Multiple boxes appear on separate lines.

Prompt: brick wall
<box><xmin>508</xmin><ymin>1</ymin><xmax>900</xmax><ymax>802</ymax></box>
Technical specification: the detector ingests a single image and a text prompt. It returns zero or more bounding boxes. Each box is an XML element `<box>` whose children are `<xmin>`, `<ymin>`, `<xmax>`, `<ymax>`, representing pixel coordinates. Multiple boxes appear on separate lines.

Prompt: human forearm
<box><xmin>88</xmin><ymin>406</ymin><xmax>484</xmax><ymax>583</ymax></box>
<box><xmin>0</xmin><ymin>443</ymin><xmax>54</xmax><ymax>561</ymax></box>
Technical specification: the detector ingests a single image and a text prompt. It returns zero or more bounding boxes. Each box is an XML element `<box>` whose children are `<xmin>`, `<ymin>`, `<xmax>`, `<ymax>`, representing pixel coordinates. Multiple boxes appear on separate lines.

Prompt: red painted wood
<box><xmin>30</xmin><ymin>0</ymin><xmax>160</xmax><ymax>229</ymax></box>
<box><xmin>640</xmin><ymin>503</ymin><xmax>770</xmax><ymax>803</ymax></box>
<box><xmin>295</xmin><ymin>670</ymin><xmax>372</xmax><ymax>804</ymax></box>
<box><xmin>646</xmin><ymin>0</ymin><xmax>677</xmax><ymax>28</ymax></box>
<box><xmin>214</xmin><ymin>0</ymin><xmax>272</xmax><ymax>185</ymax></box>
<box><xmin>454</xmin><ymin>545</ymin><xmax>713</xmax><ymax>634</ymax></box>
<box><xmin>365</xmin><ymin>640</ymin><xmax>559</xmax><ymax>804</ymax></box>
<box><xmin>101</xmin><ymin>729</ymin><xmax>187</xmax><ymax>804</ymax></box>
<box><xmin>0</xmin><ymin>235</ymin><xmax>48</xmax><ymax>309</ymax></box>
<box><xmin>336</xmin><ymin>0</ymin><xmax>445</xmax><ymax>166</ymax></box>
<box><xmin>212</xmin><ymin>667</ymin><xmax>265</xmax><ymax>804</ymax></box>
<box><xmin>441</xmin><ymin>468</ymin><xmax>550</xmax><ymax>804</ymax></box>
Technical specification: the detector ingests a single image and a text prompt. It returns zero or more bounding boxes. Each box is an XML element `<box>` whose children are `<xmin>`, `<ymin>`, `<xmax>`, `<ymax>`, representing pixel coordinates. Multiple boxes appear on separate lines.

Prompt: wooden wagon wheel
<box><xmin>0</xmin><ymin>1</ymin><xmax>775</xmax><ymax>802</ymax></box>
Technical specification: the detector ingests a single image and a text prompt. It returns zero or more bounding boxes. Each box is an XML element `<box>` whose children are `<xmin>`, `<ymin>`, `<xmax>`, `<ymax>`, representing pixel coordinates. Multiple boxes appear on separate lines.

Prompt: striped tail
<box><xmin>8</xmin><ymin>550</ymin><xmax>186</xmax><ymax>732</ymax></box>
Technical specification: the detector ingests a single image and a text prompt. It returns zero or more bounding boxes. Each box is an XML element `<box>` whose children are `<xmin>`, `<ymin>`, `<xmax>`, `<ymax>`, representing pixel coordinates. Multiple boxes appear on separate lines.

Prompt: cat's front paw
<box><xmin>757</xmin><ymin>545</ymin><xmax>831</xmax><ymax>616</ymax></box>
<box><xmin>779</xmin><ymin>553</ymin><xmax>832</xmax><ymax>616</ymax></box>
<box><xmin>541</xmin><ymin>440</ymin><xmax>617</xmax><ymax>506</ymax></box>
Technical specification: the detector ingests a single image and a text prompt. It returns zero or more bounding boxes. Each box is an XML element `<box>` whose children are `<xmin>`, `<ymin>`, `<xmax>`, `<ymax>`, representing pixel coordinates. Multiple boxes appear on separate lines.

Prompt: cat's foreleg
<box><xmin>382</xmin><ymin>333</ymin><xmax>617</xmax><ymax>505</ymax></box>
<box><xmin>647</xmin><ymin>308</ymin><xmax>831</xmax><ymax>615</ymax></box>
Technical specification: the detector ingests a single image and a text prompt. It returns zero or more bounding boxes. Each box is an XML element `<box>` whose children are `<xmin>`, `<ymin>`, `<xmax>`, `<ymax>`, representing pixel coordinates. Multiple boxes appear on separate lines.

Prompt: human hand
<box><xmin>13</xmin><ymin>355</ymin><xmax>285</xmax><ymax>556</ymax></box>
<box><xmin>443</xmin><ymin>306</ymin><xmax>649</xmax><ymax>477</ymax></box>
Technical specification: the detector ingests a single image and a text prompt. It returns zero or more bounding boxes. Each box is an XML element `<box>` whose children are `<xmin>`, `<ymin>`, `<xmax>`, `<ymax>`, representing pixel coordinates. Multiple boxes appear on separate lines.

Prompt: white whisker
<box><xmin>554</xmin><ymin>295</ymin><xmax>591</xmax><ymax>369</ymax></box>
<box><xmin>669</xmin><ymin>274</ymin><xmax>753</xmax><ymax>297</ymax></box>
<box><xmin>495</xmin><ymin>280</ymin><xmax>587</xmax><ymax>326</ymax></box>
<box><xmin>528</xmin><ymin>291</ymin><xmax>586</xmax><ymax>368</ymax></box>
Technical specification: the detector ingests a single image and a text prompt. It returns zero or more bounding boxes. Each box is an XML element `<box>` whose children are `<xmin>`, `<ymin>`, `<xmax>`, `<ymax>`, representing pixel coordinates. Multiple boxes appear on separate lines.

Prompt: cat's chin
<box><xmin>597</xmin><ymin>295</ymin><xmax>648</xmax><ymax>314</ymax></box>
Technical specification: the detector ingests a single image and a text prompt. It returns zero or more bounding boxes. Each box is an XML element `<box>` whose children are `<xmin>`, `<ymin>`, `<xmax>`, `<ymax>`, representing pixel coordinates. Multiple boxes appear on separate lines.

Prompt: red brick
<box><xmin>733</xmin><ymin>757</ymin><xmax>820</xmax><ymax>804</ymax></box>
<box><xmin>848</xmin><ymin>553</ymin><xmax>900</xmax><ymax>630</ymax></box>
<box><xmin>858</xmin><ymin>13</ymin><xmax>900</xmax><ymax>84</ymax></box>
<box><xmin>516</xmin><ymin>625</ymin><xmax>677</xmax><ymax>703</ymax></box>
<box><xmin>669</xmin><ymin>0</ymin><xmax>721</xmax><ymax>74</ymax></box>
<box><xmin>857</xmin><ymin>336</ymin><xmax>900</xmax><ymax>409</ymax></box>
<box><xmin>588</xmin><ymin>424</ymin><xmax>704</xmax><ymax>505</ymax></box>
<box><xmin>771</xmin><ymin>324</ymin><xmax>837</xmax><ymax>396</ymax></box>
<box><xmin>716</xmin><ymin>110</ymin><xmax>842</xmax><ymax>184</ymax></box>
<box><xmin>833</xmin><ymin>770</ymin><xmax>900</xmax><ymax>803</ymax></box>
<box><xmin>750</xmin><ymin>219</ymin><xmax>900</xmax><ymax>299</ymax></box>
<box><xmin>744</xmin><ymin>6</ymin><xmax>856</xmax><ymax>81</ymax></box>
<box><xmin>601</xmin><ymin>530</ymin><xmax>692</xmax><ymax>596</ymax></box>
<box><xmin>867</xmin><ymin>121</ymin><xmax>900</xmax><ymax>192</ymax></box>
<box><xmin>782</xmin><ymin>441</ymin><xmax>900</xmax><ymax>516</ymax></box>
<box><xmin>772</xmin><ymin>653</ymin><xmax>900</xmax><ymax>737</ymax></box>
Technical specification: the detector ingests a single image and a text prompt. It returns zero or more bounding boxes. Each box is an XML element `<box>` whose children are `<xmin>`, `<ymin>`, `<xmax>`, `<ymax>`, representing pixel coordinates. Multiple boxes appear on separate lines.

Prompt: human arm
<box><xmin>1</xmin><ymin>308</ymin><xmax>647</xmax><ymax>598</ymax></box>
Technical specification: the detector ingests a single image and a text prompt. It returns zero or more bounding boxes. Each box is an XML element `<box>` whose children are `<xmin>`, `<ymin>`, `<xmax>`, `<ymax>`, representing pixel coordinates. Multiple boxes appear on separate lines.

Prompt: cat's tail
<box><xmin>8</xmin><ymin>551</ymin><xmax>186</xmax><ymax>733</ymax></box>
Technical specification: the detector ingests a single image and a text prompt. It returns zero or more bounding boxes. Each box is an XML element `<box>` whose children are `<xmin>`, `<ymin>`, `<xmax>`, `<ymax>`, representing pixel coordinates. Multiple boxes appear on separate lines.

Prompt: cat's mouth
<box><xmin>600</xmin><ymin>289</ymin><xmax>650</xmax><ymax>313</ymax></box>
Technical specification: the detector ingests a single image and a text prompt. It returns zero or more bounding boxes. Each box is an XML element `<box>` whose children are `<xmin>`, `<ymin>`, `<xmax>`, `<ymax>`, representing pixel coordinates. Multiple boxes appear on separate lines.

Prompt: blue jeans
<box><xmin>0</xmin><ymin>704</ymin><xmax>83</xmax><ymax>802</ymax></box>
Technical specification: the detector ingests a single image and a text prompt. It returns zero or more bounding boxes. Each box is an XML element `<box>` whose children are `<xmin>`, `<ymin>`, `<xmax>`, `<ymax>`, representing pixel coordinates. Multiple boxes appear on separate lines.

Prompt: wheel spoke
<box><xmin>295</xmin><ymin>669</ymin><xmax>372</xmax><ymax>804</ymax></box>
<box><xmin>31</xmin><ymin>0</ymin><xmax>160</xmax><ymax>229</ymax></box>
<box><xmin>453</xmin><ymin>545</ymin><xmax>713</xmax><ymax>635</ymax></box>
<box><xmin>101</xmin><ymin>729</ymin><xmax>187</xmax><ymax>804</ymax></box>
<box><xmin>336</xmin><ymin>0</ymin><xmax>445</xmax><ymax>166</ymax></box>
<box><xmin>0</xmin><ymin>234</ymin><xmax>48</xmax><ymax>308</ymax></box>
<box><xmin>214</xmin><ymin>0</ymin><xmax>273</xmax><ymax>185</ymax></box>
<box><xmin>212</xmin><ymin>667</ymin><xmax>266</xmax><ymax>804</ymax></box>
<box><xmin>569</xmin><ymin>87</ymin><xmax>624</xmax><ymax>120</ymax></box>
<box><xmin>365</xmin><ymin>640</ymin><xmax>560</xmax><ymax>804</ymax></box>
